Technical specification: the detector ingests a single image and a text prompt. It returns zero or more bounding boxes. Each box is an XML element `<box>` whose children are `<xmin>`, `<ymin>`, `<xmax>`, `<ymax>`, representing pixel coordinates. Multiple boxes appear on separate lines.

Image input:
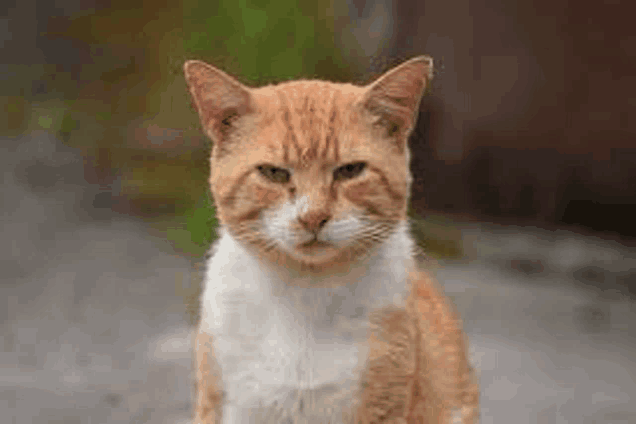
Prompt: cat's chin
<box><xmin>291</xmin><ymin>241</ymin><xmax>339</xmax><ymax>261</ymax></box>
<box><xmin>264</xmin><ymin>240</ymin><xmax>358</xmax><ymax>270</ymax></box>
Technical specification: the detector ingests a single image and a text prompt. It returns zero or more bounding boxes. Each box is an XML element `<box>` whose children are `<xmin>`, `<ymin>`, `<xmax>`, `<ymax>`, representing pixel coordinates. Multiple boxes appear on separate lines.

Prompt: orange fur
<box><xmin>193</xmin><ymin>330</ymin><xmax>223</xmax><ymax>424</ymax></box>
<box><xmin>185</xmin><ymin>56</ymin><xmax>479</xmax><ymax>423</ymax></box>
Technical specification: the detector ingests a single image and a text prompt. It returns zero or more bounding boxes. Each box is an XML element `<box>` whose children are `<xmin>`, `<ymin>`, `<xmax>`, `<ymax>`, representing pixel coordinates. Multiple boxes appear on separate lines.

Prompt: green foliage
<box><xmin>166</xmin><ymin>191</ymin><xmax>218</xmax><ymax>257</ymax></box>
<box><xmin>182</xmin><ymin>0</ymin><xmax>353</xmax><ymax>85</ymax></box>
<box><xmin>95</xmin><ymin>111</ymin><xmax>112</xmax><ymax>122</ymax></box>
<box><xmin>60</xmin><ymin>111</ymin><xmax>79</xmax><ymax>134</ymax></box>
<box><xmin>186</xmin><ymin>192</ymin><xmax>218</xmax><ymax>247</ymax></box>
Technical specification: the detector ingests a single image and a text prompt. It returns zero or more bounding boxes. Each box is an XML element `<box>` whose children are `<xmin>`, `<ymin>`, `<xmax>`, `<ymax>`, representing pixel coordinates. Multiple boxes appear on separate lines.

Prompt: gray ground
<box><xmin>2</xmin><ymin>132</ymin><xmax>635</xmax><ymax>423</ymax></box>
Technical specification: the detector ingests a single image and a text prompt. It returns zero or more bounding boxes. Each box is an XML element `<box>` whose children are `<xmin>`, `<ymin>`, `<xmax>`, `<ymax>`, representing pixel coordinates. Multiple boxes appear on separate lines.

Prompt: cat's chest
<box><xmin>200</xmin><ymin>232</ymin><xmax>410</xmax><ymax>407</ymax></box>
<box><xmin>216</xmin><ymin>283</ymin><xmax>371</xmax><ymax>392</ymax></box>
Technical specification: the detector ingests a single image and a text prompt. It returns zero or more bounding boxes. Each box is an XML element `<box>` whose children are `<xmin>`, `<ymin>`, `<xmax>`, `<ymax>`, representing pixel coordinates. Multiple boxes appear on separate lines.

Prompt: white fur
<box><xmin>201</xmin><ymin>222</ymin><xmax>414</xmax><ymax>423</ymax></box>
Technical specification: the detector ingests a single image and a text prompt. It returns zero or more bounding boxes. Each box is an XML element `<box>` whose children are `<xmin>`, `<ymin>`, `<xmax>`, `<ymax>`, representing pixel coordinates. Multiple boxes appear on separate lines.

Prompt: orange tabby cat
<box><xmin>184</xmin><ymin>56</ymin><xmax>479</xmax><ymax>424</ymax></box>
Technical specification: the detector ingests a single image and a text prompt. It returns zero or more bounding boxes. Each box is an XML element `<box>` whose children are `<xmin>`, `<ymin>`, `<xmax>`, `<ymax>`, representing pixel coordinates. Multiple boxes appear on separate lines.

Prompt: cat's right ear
<box><xmin>183</xmin><ymin>60</ymin><xmax>253</xmax><ymax>144</ymax></box>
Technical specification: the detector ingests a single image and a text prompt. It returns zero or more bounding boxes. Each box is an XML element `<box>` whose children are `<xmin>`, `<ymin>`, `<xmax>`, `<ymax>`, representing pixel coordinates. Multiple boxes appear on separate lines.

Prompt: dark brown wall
<box><xmin>395</xmin><ymin>0</ymin><xmax>636</xmax><ymax>238</ymax></box>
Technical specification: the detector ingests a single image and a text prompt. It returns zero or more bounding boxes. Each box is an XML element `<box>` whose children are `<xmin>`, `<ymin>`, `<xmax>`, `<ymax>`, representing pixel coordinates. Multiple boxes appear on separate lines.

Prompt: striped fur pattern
<box><xmin>184</xmin><ymin>56</ymin><xmax>479</xmax><ymax>423</ymax></box>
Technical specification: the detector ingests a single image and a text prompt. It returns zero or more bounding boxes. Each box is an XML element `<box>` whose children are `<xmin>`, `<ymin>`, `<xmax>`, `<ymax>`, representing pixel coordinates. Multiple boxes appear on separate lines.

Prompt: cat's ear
<box><xmin>184</xmin><ymin>60</ymin><xmax>253</xmax><ymax>144</ymax></box>
<box><xmin>360</xmin><ymin>55</ymin><xmax>433</xmax><ymax>149</ymax></box>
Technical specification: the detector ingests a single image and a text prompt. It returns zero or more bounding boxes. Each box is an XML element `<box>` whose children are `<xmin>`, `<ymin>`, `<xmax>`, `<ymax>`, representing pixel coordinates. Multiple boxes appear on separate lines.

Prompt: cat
<box><xmin>184</xmin><ymin>56</ymin><xmax>480</xmax><ymax>424</ymax></box>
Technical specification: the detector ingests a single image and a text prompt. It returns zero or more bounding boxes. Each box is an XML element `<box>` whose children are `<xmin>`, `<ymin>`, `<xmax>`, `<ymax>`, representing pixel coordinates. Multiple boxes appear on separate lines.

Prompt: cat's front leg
<box><xmin>193</xmin><ymin>329</ymin><xmax>224</xmax><ymax>424</ymax></box>
<box><xmin>357</xmin><ymin>271</ymin><xmax>480</xmax><ymax>424</ymax></box>
<box><xmin>407</xmin><ymin>269</ymin><xmax>480</xmax><ymax>424</ymax></box>
<box><xmin>192</xmin><ymin>332</ymin><xmax>272</xmax><ymax>424</ymax></box>
<box><xmin>356</xmin><ymin>304</ymin><xmax>419</xmax><ymax>424</ymax></box>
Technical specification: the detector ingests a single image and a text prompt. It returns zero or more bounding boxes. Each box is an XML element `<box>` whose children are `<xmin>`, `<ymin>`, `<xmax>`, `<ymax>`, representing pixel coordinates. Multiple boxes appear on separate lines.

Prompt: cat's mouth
<box><xmin>299</xmin><ymin>239</ymin><xmax>330</xmax><ymax>248</ymax></box>
<box><xmin>296</xmin><ymin>238</ymin><xmax>334</xmax><ymax>253</ymax></box>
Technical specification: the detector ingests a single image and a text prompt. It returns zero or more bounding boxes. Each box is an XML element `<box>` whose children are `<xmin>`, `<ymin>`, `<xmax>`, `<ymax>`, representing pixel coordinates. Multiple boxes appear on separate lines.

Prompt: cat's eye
<box><xmin>333</xmin><ymin>162</ymin><xmax>367</xmax><ymax>181</ymax></box>
<box><xmin>257</xmin><ymin>165</ymin><xmax>291</xmax><ymax>183</ymax></box>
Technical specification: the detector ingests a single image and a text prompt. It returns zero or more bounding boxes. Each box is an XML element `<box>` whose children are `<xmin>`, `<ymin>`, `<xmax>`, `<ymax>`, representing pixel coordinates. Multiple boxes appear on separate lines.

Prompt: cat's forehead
<box><xmin>251</xmin><ymin>81</ymin><xmax>368</xmax><ymax>165</ymax></box>
<box><xmin>254</xmin><ymin>81</ymin><xmax>363</xmax><ymax>123</ymax></box>
<box><xmin>270</xmin><ymin>80</ymin><xmax>361</xmax><ymax>104</ymax></box>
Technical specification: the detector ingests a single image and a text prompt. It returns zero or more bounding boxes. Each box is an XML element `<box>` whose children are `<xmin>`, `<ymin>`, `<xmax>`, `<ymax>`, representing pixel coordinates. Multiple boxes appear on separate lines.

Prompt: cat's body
<box><xmin>185</xmin><ymin>56</ymin><xmax>479</xmax><ymax>423</ymax></box>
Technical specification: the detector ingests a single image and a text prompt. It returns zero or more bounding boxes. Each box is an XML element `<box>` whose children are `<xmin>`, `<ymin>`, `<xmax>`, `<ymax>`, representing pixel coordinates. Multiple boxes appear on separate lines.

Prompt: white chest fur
<box><xmin>200</xmin><ymin>225</ymin><xmax>414</xmax><ymax>423</ymax></box>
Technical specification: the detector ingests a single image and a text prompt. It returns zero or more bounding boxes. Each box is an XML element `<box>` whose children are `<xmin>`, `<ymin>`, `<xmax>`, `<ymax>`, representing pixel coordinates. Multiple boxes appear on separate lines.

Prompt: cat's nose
<box><xmin>298</xmin><ymin>211</ymin><xmax>330</xmax><ymax>234</ymax></box>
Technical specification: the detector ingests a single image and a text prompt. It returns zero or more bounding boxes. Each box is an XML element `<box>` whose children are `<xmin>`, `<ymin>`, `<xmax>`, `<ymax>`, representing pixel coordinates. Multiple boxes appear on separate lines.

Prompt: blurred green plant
<box><xmin>33</xmin><ymin>101</ymin><xmax>69</xmax><ymax>131</ymax></box>
<box><xmin>166</xmin><ymin>192</ymin><xmax>218</xmax><ymax>257</ymax></box>
<box><xmin>181</xmin><ymin>0</ymin><xmax>355</xmax><ymax>85</ymax></box>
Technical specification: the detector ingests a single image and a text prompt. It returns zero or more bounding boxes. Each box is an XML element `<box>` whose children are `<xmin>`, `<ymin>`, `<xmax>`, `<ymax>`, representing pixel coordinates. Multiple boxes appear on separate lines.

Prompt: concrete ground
<box><xmin>2</xmin><ymin>133</ymin><xmax>635</xmax><ymax>423</ymax></box>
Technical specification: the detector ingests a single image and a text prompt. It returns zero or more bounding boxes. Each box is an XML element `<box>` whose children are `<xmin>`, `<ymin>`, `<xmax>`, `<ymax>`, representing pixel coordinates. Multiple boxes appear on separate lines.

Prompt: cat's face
<box><xmin>185</xmin><ymin>57</ymin><xmax>432</xmax><ymax>268</ymax></box>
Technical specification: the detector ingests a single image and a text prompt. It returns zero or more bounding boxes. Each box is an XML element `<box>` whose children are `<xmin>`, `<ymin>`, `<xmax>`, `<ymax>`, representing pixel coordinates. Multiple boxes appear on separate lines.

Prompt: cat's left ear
<box><xmin>183</xmin><ymin>60</ymin><xmax>253</xmax><ymax>145</ymax></box>
<box><xmin>360</xmin><ymin>55</ymin><xmax>433</xmax><ymax>149</ymax></box>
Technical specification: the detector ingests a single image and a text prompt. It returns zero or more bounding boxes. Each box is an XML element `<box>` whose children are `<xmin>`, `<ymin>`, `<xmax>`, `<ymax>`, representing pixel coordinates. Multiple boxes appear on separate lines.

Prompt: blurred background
<box><xmin>2</xmin><ymin>0</ymin><xmax>635</xmax><ymax>252</ymax></box>
<box><xmin>2</xmin><ymin>0</ymin><xmax>636</xmax><ymax>423</ymax></box>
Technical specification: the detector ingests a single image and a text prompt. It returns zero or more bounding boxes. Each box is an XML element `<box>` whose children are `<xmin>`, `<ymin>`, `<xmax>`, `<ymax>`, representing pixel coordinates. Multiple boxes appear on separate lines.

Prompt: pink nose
<box><xmin>298</xmin><ymin>211</ymin><xmax>330</xmax><ymax>234</ymax></box>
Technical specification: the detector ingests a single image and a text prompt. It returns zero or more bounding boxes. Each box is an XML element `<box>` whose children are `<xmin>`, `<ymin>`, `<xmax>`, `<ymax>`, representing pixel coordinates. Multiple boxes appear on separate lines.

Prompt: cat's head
<box><xmin>184</xmin><ymin>57</ymin><xmax>431</xmax><ymax>269</ymax></box>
